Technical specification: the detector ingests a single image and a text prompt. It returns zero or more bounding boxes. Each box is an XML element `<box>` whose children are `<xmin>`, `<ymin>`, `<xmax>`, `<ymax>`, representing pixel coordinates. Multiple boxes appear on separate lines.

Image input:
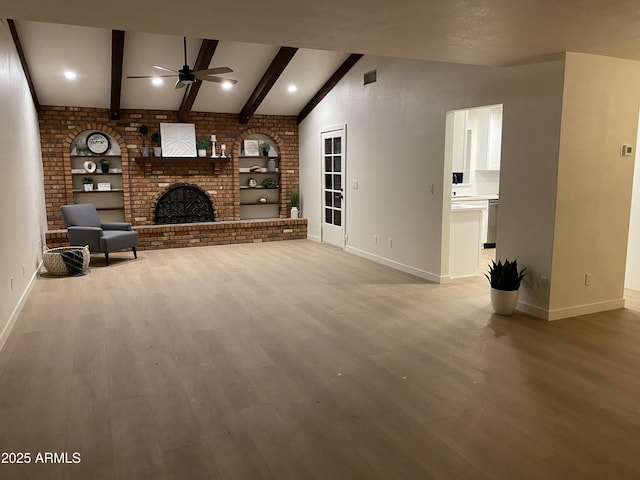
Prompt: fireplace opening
<box><xmin>155</xmin><ymin>184</ymin><xmax>214</xmax><ymax>224</ymax></box>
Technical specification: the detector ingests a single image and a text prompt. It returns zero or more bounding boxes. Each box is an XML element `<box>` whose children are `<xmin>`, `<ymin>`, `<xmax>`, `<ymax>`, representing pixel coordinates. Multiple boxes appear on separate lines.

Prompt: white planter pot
<box><xmin>153</xmin><ymin>147</ymin><xmax>162</xmax><ymax>157</ymax></box>
<box><xmin>490</xmin><ymin>288</ymin><xmax>519</xmax><ymax>316</ymax></box>
<box><xmin>291</xmin><ymin>207</ymin><xmax>299</xmax><ymax>219</ymax></box>
<box><xmin>198</xmin><ymin>149</ymin><xmax>207</xmax><ymax>157</ymax></box>
<box><xmin>83</xmin><ymin>184</ymin><xmax>93</xmax><ymax>191</ymax></box>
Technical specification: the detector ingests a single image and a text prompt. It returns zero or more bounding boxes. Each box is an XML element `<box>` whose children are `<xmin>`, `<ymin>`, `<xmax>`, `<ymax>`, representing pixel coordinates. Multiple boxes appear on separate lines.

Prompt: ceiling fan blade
<box><xmin>153</xmin><ymin>65</ymin><xmax>178</xmax><ymax>74</ymax></box>
<box><xmin>193</xmin><ymin>67</ymin><xmax>233</xmax><ymax>75</ymax></box>
<box><xmin>127</xmin><ymin>74</ymin><xmax>178</xmax><ymax>79</ymax></box>
<box><xmin>174</xmin><ymin>80</ymin><xmax>187</xmax><ymax>89</ymax></box>
<box><xmin>193</xmin><ymin>74</ymin><xmax>238</xmax><ymax>84</ymax></box>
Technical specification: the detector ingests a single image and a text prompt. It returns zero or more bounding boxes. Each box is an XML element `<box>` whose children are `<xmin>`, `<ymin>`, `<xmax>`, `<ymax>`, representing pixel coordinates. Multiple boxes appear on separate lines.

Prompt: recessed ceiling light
<box><xmin>151</xmin><ymin>77</ymin><xmax>163</xmax><ymax>86</ymax></box>
<box><xmin>64</xmin><ymin>71</ymin><xmax>77</xmax><ymax>80</ymax></box>
<box><xmin>288</xmin><ymin>84</ymin><xmax>298</xmax><ymax>93</ymax></box>
<box><xmin>222</xmin><ymin>81</ymin><xmax>233</xmax><ymax>90</ymax></box>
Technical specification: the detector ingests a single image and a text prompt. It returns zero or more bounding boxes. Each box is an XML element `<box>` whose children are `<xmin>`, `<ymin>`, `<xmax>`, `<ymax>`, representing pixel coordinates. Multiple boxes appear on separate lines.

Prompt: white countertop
<box><xmin>451</xmin><ymin>204</ymin><xmax>485</xmax><ymax>212</ymax></box>
<box><xmin>451</xmin><ymin>194</ymin><xmax>498</xmax><ymax>202</ymax></box>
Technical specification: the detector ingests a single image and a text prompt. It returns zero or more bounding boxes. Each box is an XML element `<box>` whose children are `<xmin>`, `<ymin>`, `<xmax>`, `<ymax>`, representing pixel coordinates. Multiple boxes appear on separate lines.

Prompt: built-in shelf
<box><xmin>238</xmin><ymin>156</ymin><xmax>279</xmax><ymax>160</ymax></box>
<box><xmin>240</xmin><ymin>202</ymin><xmax>280</xmax><ymax>206</ymax></box>
<box><xmin>71</xmin><ymin>172</ymin><xmax>122</xmax><ymax>176</ymax></box>
<box><xmin>73</xmin><ymin>189</ymin><xmax>124</xmax><ymax>193</ymax></box>
<box><xmin>133</xmin><ymin>156</ymin><xmax>231</xmax><ymax>163</ymax></box>
<box><xmin>95</xmin><ymin>207</ymin><xmax>124</xmax><ymax>212</ymax></box>
<box><xmin>239</xmin><ymin>186</ymin><xmax>280</xmax><ymax>190</ymax></box>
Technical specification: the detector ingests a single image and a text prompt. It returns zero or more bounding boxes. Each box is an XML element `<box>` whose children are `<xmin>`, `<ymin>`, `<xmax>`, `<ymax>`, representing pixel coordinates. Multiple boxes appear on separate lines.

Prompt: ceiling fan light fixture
<box><xmin>287</xmin><ymin>84</ymin><xmax>298</xmax><ymax>93</ymax></box>
<box><xmin>64</xmin><ymin>71</ymin><xmax>77</xmax><ymax>80</ymax></box>
<box><xmin>222</xmin><ymin>81</ymin><xmax>233</xmax><ymax>90</ymax></box>
<box><xmin>151</xmin><ymin>77</ymin><xmax>163</xmax><ymax>86</ymax></box>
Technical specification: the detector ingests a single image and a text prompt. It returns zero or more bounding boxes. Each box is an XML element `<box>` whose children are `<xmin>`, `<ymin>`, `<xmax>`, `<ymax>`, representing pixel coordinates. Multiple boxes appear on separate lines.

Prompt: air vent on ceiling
<box><xmin>364</xmin><ymin>70</ymin><xmax>377</xmax><ymax>85</ymax></box>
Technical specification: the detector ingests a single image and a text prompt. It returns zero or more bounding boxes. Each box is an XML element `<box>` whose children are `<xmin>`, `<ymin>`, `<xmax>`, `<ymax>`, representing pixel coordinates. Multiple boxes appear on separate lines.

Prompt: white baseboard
<box><xmin>344</xmin><ymin>246</ymin><xmax>443</xmax><ymax>283</ymax></box>
<box><xmin>517</xmin><ymin>297</ymin><xmax>626</xmax><ymax>321</ymax></box>
<box><xmin>0</xmin><ymin>261</ymin><xmax>41</xmax><ymax>351</ymax></box>
<box><xmin>307</xmin><ymin>233</ymin><xmax>321</xmax><ymax>242</ymax></box>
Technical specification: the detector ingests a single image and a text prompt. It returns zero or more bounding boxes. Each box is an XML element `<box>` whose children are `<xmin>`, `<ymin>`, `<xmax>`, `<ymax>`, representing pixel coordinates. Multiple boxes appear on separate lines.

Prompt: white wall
<box><xmin>626</xmin><ymin>112</ymin><xmax>640</xmax><ymax>290</ymax></box>
<box><xmin>551</xmin><ymin>53</ymin><xmax>640</xmax><ymax>318</ymax></box>
<box><xmin>299</xmin><ymin>55</ymin><xmax>565</xmax><ymax>314</ymax></box>
<box><xmin>0</xmin><ymin>20</ymin><xmax>47</xmax><ymax>348</ymax></box>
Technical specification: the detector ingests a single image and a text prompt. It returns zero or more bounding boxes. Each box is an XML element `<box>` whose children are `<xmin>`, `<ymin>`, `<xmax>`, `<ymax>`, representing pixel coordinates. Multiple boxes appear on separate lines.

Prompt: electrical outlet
<box><xmin>10</xmin><ymin>277</ymin><xmax>14</xmax><ymax>292</ymax></box>
<box><xmin>585</xmin><ymin>273</ymin><xmax>592</xmax><ymax>286</ymax></box>
<box><xmin>352</xmin><ymin>179</ymin><xmax>359</xmax><ymax>189</ymax></box>
<box><xmin>373</xmin><ymin>235</ymin><xmax>378</xmax><ymax>244</ymax></box>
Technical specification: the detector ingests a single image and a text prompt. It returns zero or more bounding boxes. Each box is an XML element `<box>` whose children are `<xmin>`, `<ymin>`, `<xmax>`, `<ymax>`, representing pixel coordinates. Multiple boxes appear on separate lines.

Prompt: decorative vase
<box><xmin>291</xmin><ymin>207</ymin><xmax>299</xmax><ymax>219</ymax></box>
<box><xmin>267</xmin><ymin>158</ymin><xmax>276</xmax><ymax>172</ymax></box>
<box><xmin>248</xmin><ymin>178</ymin><xmax>257</xmax><ymax>188</ymax></box>
<box><xmin>490</xmin><ymin>288</ymin><xmax>519</xmax><ymax>316</ymax></box>
<box><xmin>153</xmin><ymin>147</ymin><xmax>162</xmax><ymax>157</ymax></box>
<box><xmin>100</xmin><ymin>164</ymin><xmax>109</xmax><ymax>173</ymax></box>
<box><xmin>141</xmin><ymin>147</ymin><xmax>150</xmax><ymax>157</ymax></box>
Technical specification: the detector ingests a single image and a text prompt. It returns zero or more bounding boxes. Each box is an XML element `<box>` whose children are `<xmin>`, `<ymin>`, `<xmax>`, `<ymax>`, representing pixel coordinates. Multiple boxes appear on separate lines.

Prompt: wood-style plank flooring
<box><xmin>2</xmin><ymin>240</ymin><xmax>640</xmax><ymax>479</ymax></box>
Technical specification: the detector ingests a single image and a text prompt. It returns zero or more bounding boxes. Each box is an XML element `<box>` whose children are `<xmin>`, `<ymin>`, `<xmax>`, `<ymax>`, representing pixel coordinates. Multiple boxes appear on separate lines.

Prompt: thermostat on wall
<box><xmin>622</xmin><ymin>144</ymin><xmax>634</xmax><ymax>156</ymax></box>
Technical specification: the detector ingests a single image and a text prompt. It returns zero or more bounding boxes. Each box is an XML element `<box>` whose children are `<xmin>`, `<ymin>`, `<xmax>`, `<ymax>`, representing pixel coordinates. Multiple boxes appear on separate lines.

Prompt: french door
<box><xmin>321</xmin><ymin>128</ymin><xmax>345</xmax><ymax>248</ymax></box>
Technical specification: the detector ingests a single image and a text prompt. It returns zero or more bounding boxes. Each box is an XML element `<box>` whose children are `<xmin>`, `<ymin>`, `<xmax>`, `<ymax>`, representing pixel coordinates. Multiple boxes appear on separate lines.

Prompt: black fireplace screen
<box><xmin>155</xmin><ymin>184</ymin><xmax>214</xmax><ymax>224</ymax></box>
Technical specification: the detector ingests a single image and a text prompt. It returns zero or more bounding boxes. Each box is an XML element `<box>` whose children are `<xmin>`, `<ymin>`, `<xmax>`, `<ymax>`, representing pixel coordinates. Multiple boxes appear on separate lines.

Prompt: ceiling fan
<box><xmin>126</xmin><ymin>37</ymin><xmax>238</xmax><ymax>89</ymax></box>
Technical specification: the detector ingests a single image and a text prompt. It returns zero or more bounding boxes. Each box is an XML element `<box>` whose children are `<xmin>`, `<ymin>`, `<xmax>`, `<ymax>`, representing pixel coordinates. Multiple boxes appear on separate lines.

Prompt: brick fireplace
<box><xmin>40</xmin><ymin>107</ymin><xmax>307</xmax><ymax>250</ymax></box>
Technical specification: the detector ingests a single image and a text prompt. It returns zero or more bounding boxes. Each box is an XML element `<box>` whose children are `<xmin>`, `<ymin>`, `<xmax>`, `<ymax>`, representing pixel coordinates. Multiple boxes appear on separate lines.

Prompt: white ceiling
<box><xmin>5</xmin><ymin>0</ymin><xmax>640</xmax><ymax>117</ymax></box>
<box><xmin>13</xmin><ymin>20</ymin><xmax>350</xmax><ymax>116</ymax></box>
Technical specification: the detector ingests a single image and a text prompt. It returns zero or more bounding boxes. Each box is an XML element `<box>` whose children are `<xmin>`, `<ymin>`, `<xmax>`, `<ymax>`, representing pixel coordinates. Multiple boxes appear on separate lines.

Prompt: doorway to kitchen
<box><xmin>444</xmin><ymin>104</ymin><xmax>502</xmax><ymax>278</ymax></box>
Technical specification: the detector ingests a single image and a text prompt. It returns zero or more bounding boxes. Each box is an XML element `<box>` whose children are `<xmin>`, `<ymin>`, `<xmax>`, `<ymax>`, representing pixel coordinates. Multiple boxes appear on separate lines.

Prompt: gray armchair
<box><xmin>61</xmin><ymin>204</ymin><xmax>138</xmax><ymax>266</ymax></box>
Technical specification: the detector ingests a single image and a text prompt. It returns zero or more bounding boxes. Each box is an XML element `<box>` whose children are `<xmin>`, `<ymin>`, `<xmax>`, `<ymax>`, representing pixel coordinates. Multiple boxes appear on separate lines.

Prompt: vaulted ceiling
<box><xmin>9</xmin><ymin>20</ymin><xmax>358</xmax><ymax>123</ymax></box>
<box><xmin>4</xmin><ymin>0</ymin><xmax>640</xmax><ymax>123</ymax></box>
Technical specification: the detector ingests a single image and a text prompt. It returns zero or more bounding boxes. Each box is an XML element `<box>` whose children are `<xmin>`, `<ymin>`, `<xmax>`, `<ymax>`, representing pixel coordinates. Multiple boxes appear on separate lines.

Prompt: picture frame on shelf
<box><xmin>97</xmin><ymin>183</ymin><xmax>111</xmax><ymax>191</ymax></box>
<box><xmin>244</xmin><ymin>140</ymin><xmax>259</xmax><ymax>156</ymax></box>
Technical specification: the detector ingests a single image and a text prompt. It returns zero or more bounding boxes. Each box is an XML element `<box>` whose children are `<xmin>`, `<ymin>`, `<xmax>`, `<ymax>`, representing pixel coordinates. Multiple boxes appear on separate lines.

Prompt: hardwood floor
<box><xmin>2</xmin><ymin>240</ymin><xmax>640</xmax><ymax>479</ymax></box>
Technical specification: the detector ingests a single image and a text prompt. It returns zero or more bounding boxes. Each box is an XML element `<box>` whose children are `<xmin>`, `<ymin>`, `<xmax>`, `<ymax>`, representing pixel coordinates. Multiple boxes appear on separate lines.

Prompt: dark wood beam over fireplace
<box><xmin>110</xmin><ymin>30</ymin><xmax>125</xmax><ymax>120</ymax></box>
<box><xmin>178</xmin><ymin>39</ymin><xmax>219</xmax><ymax>122</ymax></box>
<box><xmin>239</xmin><ymin>46</ymin><xmax>298</xmax><ymax>124</ymax></box>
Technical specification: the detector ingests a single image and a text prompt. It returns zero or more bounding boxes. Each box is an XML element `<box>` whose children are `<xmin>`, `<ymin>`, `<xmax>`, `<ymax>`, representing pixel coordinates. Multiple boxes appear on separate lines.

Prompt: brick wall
<box><xmin>45</xmin><ymin>218</ymin><xmax>308</xmax><ymax>250</ymax></box>
<box><xmin>39</xmin><ymin>107</ymin><xmax>300</xmax><ymax>230</ymax></box>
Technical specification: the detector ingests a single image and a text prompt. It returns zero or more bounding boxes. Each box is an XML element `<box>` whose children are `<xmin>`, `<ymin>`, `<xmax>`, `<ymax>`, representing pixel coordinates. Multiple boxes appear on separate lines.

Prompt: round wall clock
<box><xmin>86</xmin><ymin>132</ymin><xmax>110</xmax><ymax>154</ymax></box>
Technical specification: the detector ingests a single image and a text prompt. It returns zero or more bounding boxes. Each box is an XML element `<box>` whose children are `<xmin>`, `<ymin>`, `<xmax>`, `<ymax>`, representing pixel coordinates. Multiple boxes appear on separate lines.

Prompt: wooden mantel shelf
<box><xmin>133</xmin><ymin>156</ymin><xmax>231</xmax><ymax>163</ymax></box>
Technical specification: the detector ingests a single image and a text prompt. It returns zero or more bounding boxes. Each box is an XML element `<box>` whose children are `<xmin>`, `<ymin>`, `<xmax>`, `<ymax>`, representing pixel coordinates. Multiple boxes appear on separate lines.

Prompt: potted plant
<box><xmin>99</xmin><ymin>158</ymin><xmax>110</xmax><ymax>173</ymax></box>
<box><xmin>82</xmin><ymin>177</ymin><xmax>93</xmax><ymax>191</ymax></box>
<box><xmin>138</xmin><ymin>124</ymin><xmax>150</xmax><ymax>157</ymax></box>
<box><xmin>261</xmin><ymin>177</ymin><xmax>278</xmax><ymax>189</ymax></box>
<box><xmin>290</xmin><ymin>186</ymin><xmax>300</xmax><ymax>219</ymax></box>
<box><xmin>259</xmin><ymin>141</ymin><xmax>271</xmax><ymax>156</ymax></box>
<box><xmin>485</xmin><ymin>258</ymin><xmax>526</xmax><ymax>315</ymax></box>
<box><xmin>196</xmin><ymin>138</ymin><xmax>209</xmax><ymax>157</ymax></box>
<box><xmin>151</xmin><ymin>132</ymin><xmax>162</xmax><ymax>157</ymax></box>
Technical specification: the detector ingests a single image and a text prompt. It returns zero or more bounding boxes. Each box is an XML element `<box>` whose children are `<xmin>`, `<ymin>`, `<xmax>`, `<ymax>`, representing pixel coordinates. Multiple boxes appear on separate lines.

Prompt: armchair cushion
<box><xmin>61</xmin><ymin>203</ymin><xmax>101</xmax><ymax>228</ymax></box>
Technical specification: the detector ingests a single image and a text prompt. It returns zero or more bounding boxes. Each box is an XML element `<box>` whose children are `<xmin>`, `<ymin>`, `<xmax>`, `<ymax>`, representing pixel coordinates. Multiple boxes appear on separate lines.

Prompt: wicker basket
<box><xmin>42</xmin><ymin>245</ymin><xmax>90</xmax><ymax>276</ymax></box>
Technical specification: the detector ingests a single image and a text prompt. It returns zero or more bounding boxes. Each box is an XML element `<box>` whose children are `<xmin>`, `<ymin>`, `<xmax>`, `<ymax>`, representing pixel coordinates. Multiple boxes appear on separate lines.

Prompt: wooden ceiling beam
<box><xmin>239</xmin><ymin>46</ymin><xmax>298</xmax><ymax>124</ymax></box>
<box><xmin>110</xmin><ymin>30</ymin><xmax>125</xmax><ymax>120</ymax></box>
<box><xmin>178</xmin><ymin>39</ymin><xmax>219</xmax><ymax>122</ymax></box>
<box><xmin>297</xmin><ymin>53</ymin><xmax>363</xmax><ymax>124</ymax></box>
<box><xmin>7</xmin><ymin>19</ymin><xmax>40</xmax><ymax>115</ymax></box>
